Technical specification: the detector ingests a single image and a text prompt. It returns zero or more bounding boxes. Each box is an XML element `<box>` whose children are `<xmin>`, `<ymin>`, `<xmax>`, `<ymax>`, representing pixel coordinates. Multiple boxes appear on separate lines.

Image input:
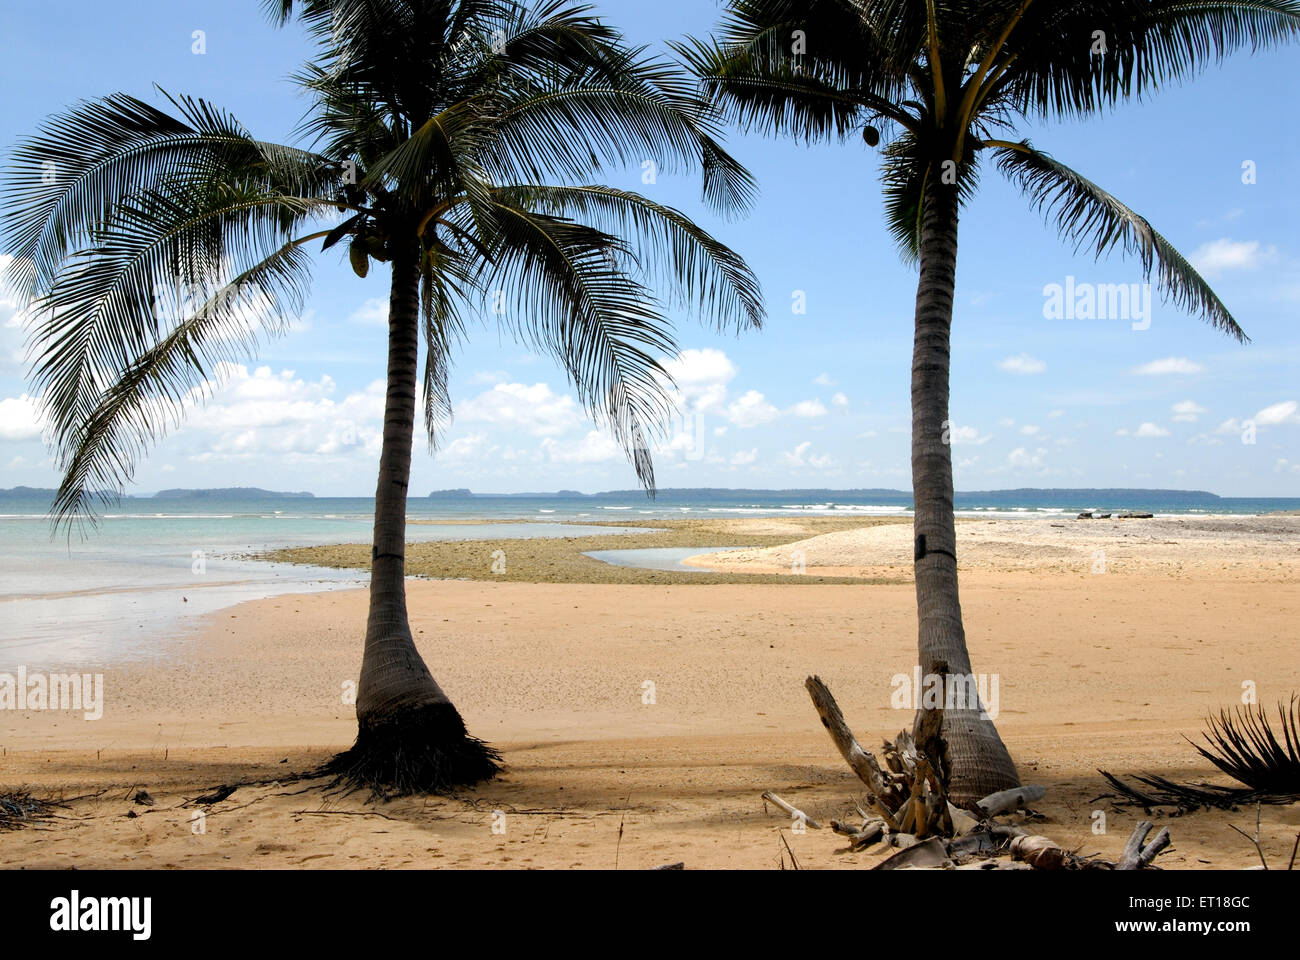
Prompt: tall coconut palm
<box><xmin>0</xmin><ymin>0</ymin><xmax>764</xmax><ymax>794</ymax></box>
<box><xmin>682</xmin><ymin>0</ymin><xmax>1300</xmax><ymax>801</ymax></box>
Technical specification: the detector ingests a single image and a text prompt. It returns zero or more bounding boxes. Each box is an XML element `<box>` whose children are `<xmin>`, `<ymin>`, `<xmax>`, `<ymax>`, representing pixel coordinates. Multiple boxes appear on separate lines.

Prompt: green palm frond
<box><xmin>506</xmin><ymin>184</ymin><xmax>763</xmax><ymax>332</ymax></box>
<box><xmin>48</xmin><ymin>241</ymin><xmax>314</xmax><ymax>526</ymax></box>
<box><xmin>991</xmin><ymin>138</ymin><xmax>1245</xmax><ymax>341</ymax></box>
<box><xmin>995</xmin><ymin>0</ymin><xmax>1300</xmax><ymax>118</ymax></box>
<box><xmin>468</xmin><ymin>198</ymin><xmax>678</xmax><ymax>488</ymax></box>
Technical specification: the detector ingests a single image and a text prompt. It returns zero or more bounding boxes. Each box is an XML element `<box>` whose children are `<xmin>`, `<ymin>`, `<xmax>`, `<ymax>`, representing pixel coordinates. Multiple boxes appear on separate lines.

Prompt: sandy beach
<box><xmin>2</xmin><ymin>514</ymin><xmax>1298</xmax><ymax>869</ymax></box>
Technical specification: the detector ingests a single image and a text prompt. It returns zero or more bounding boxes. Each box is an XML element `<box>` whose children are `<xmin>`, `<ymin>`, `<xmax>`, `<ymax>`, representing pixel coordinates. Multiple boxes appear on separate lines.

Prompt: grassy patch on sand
<box><xmin>255</xmin><ymin>516</ymin><xmax>912</xmax><ymax>585</ymax></box>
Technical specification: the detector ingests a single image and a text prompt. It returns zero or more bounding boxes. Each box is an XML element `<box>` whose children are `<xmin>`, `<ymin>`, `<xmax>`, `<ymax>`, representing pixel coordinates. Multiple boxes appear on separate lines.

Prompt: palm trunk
<box><xmin>910</xmin><ymin>179</ymin><xmax>1020</xmax><ymax>803</ymax></box>
<box><xmin>324</xmin><ymin>237</ymin><xmax>499</xmax><ymax>794</ymax></box>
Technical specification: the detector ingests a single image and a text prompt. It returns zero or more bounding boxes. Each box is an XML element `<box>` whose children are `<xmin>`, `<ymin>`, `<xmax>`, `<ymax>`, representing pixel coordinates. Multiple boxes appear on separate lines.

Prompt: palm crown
<box><xmin>1</xmin><ymin>0</ymin><xmax>765</xmax><ymax>526</ymax></box>
<box><xmin>680</xmin><ymin>0</ymin><xmax>1300</xmax><ymax>337</ymax></box>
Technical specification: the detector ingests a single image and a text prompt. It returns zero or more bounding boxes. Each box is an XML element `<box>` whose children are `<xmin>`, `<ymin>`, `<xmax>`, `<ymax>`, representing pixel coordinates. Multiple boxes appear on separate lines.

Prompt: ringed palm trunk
<box><xmin>325</xmin><ymin>235</ymin><xmax>500</xmax><ymax>794</ymax></box>
<box><xmin>910</xmin><ymin>178</ymin><xmax>1020</xmax><ymax>803</ymax></box>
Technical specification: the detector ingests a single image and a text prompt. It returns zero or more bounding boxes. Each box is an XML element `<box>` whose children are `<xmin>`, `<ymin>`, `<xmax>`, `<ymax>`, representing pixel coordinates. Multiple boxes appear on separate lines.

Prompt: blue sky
<box><xmin>1</xmin><ymin>1</ymin><xmax>1297</xmax><ymax>496</ymax></box>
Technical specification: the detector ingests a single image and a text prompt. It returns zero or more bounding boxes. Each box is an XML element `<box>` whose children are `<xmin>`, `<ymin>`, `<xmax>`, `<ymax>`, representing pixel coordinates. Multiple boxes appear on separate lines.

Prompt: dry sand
<box><xmin>2</xmin><ymin>515</ymin><xmax>1298</xmax><ymax>869</ymax></box>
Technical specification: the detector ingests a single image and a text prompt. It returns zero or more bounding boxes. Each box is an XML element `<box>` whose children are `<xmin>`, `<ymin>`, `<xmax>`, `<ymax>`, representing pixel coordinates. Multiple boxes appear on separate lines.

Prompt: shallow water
<box><xmin>0</xmin><ymin>513</ymin><xmax>654</xmax><ymax>667</ymax></box>
<box><xmin>582</xmin><ymin>546</ymin><xmax>746</xmax><ymax>573</ymax></box>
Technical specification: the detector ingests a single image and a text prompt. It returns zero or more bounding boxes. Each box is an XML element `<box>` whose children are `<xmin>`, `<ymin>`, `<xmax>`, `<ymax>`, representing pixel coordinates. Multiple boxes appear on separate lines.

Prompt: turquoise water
<box><xmin>2</xmin><ymin>487</ymin><xmax>1295</xmax><ymax>666</ymax></box>
<box><xmin>0</xmin><ymin>502</ymin><xmax>655</xmax><ymax>667</ymax></box>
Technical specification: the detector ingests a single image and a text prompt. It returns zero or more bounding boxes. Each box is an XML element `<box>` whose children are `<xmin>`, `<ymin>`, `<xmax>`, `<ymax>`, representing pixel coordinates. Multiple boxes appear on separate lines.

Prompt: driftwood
<box><xmin>651</xmin><ymin>862</ymin><xmax>685</xmax><ymax>870</ymax></box>
<box><xmin>977</xmin><ymin>785</ymin><xmax>1047</xmax><ymax>818</ymax></box>
<box><xmin>801</xmin><ymin>674</ymin><xmax>1174</xmax><ymax>870</ymax></box>
<box><xmin>760</xmin><ymin>791</ymin><xmax>822</xmax><ymax>830</ymax></box>
<box><xmin>1010</xmin><ymin>834</ymin><xmax>1067</xmax><ymax>869</ymax></box>
<box><xmin>805</xmin><ymin>676</ymin><xmax>895</xmax><ymax>802</ymax></box>
<box><xmin>1117</xmin><ymin>820</ymin><xmax>1172</xmax><ymax>870</ymax></box>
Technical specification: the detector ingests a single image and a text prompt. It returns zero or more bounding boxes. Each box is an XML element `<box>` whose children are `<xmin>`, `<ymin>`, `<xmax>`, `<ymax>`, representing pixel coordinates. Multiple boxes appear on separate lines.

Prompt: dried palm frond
<box><xmin>1100</xmin><ymin>696</ymin><xmax>1300</xmax><ymax>810</ymax></box>
<box><xmin>1189</xmin><ymin>696</ymin><xmax>1300</xmax><ymax>794</ymax></box>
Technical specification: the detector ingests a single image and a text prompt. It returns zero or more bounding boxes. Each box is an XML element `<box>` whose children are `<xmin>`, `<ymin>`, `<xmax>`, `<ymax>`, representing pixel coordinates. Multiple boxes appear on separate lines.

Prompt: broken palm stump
<box><xmin>802</xmin><ymin>675</ymin><xmax>1171</xmax><ymax>870</ymax></box>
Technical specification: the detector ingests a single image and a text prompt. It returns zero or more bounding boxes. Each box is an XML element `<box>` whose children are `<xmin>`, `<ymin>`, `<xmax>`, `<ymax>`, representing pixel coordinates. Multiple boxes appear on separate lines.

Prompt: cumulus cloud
<box><xmin>1190</xmin><ymin>238</ymin><xmax>1276</xmax><ymax>275</ymax></box>
<box><xmin>831</xmin><ymin>392</ymin><xmax>848</xmax><ymax>408</ymax></box>
<box><xmin>1171</xmin><ymin>400</ymin><xmax>1207</xmax><ymax>422</ymax></box>
<box><xmin>661</xmin><ymin>348</ymin><xmax>737</xmax><ymax>414</ymax></box>
<box><xmin>181</xmin><ymin>364</ymin><xmax>384</xmax><ymax>460</ymax></box>
<box><xmin>726</xmin><ymin>389</ymin><xmax>779</xmax><ymax>428</ymax></box>
<box><xmin>781</xmin><ymin>440</ymin><xmax>833</xmax><ymax>469</ymax></box>
<box><xmin>348</xmin><ymin>297</ymin><xmax>390</xmax><ymax>326</ymax></box>
<box><xmin>1116</xmin><ymin>422</ymin><xmax>1170</xmax><ymax>437</ymax></box>
<box><xmin>998</xmin><ymin>353</ymin><xmax>1046</xmax><ymax>375</ymax></box>
<box><xmin>813</xmin><ymin>373</ymin><xmax>837</xmax><ymax>387</ymax></box>
<box><xmin>789</xmin><ymin>399</ymin><xmax>828</xmax><ymax>418</ymax></box>
<box><xmin>729</xmin><ymin>448</ymin><xmax>757</xmax><ymax>466</ymax></box>
<box><xmin>948</xmin><ymin>424</ymin><xmax>992</xmax><ymax>446</ymax></box>
<box><xmin>541</xmin><ymin>430</ymin><xmax>622</xmax><ymax>464</ymax></box>
<box><xmin>1132</xmin><ymin>357</ymin><xmax>1204</xmax><ymax>376</ymax></box>
<box><xmin>1008</xmin><ymin>447</ymin><xmax>1046</xmax><ymax>469</ymax></box>
<box><xmin>0</xmin><ymin>393</ymin><xmax>42</xmax><ymax>441</ymax></box>
<box><xmin>458</xmin><ymin>381</ymin><xmax>581</xmax><ymax>436</ymax></box>
<box><xmin>1254</xmin><ymin>400</ymin><xmax>1299</xmax><ymax>426</ymax></box>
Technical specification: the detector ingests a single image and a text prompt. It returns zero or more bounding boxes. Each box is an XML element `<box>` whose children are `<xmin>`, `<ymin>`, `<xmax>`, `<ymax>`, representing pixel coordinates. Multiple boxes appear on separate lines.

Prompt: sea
<box><xmin>1</xmin><ymin>488</ymin><xmax>1296</xmax><ymax>667</ymax></box>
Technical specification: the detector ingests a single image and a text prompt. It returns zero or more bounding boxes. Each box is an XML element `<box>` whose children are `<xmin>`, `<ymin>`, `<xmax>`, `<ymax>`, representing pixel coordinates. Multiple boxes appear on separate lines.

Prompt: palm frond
<box><xmin>992</xmin><ymin>138</ymin><xmax>1245</xmax><ymax>341</ymax></box>
<box><xmin>48</xmin><ymin>241</ymin><xmax>313</xmax><ymax>527</ymax></box>
<box><xmin>467</xmin><ymin>197</ymin><xmax>679</xmax><ymax>489</ymax></box>
<box><xmin>501</xmin><ymin>184</ymin><xmax>764</xmax><ymax>332</ymax></box>
<box><xmin>1192</xmin><ymin>697</ymin><xmax>1300</xmax><ymax>794</ymax></box>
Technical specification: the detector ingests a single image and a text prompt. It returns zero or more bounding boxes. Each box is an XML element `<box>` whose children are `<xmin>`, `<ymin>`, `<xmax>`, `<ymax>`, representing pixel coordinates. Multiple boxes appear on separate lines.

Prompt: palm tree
<box><xmin>682</xmin><ymin>0</ymin><xmax>1300</xmax><ymax>802</ymax></box>
<box><xmin>0</xmin><ymin>0</ymin><xmax>764</xmax><ymax>794</ymax></box>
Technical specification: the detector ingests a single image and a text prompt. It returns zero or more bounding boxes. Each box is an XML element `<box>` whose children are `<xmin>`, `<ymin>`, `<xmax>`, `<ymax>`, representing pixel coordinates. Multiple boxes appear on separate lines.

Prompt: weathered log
<box><xmin>805</xmin><ymin>676</ymin><xmax>896</xmax><ymax>803</ymax></box>
<box><xmin>976</xmin><ymin>784</ymin><xmax>1046</xmax><ymax>818</ymax></box>
<box><xmin>760</xmin><ymin>791</ymin><xmax>822</xmax><ymax>830</ymax></box>
<box><xmin>651</xmin><ymin>862</ymin><xmax>685</xmax><ymax>870</ymax></box>
<box><xmin>1010</xmin><ymin>834</ymin><xmax>1068</xmax><ymax>869</ymax></box>
<box><xmin>1117</xmin><ymin>820</ymin><xmax>1171</xmax><ymax>870</ymax></box>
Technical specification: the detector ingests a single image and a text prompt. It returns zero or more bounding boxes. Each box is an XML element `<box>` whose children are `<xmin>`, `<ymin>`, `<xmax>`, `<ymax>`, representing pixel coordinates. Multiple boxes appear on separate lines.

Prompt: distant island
<box><xmin>149</xmin><ymin>488</ymin><xmax>314</xmax><ymax>500</ymax></box>
<box><xmin>428</xmin><ymin>486</ymin><xmax>1224</xmax><ymax>502</ymax></box>
<box><xmin>0</xmin><ymin>486</ymin><xmax>314</xmax><ymax>500</ymax></box>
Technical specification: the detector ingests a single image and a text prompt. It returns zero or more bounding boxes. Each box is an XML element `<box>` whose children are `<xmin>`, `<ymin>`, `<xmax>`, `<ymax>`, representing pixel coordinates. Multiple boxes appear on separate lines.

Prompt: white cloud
<box><xmin>1117</xmin><ymin>422</ymin><xmax>1170</xmax><ymax>438</ymax></box>
<box><xmin>440</xmin><ymin>433</ymin><xmax>494</xmax><ymax>461</ymax></box>
<box><xmin>998</xmin><ymin>353</ymin><xmax>1046</xmax><ymax>375</ymax></box>
<box><xmin>813</xmin><ymin>373</ymin><xmax>837</xmax><ymax>387</ymax></box>
<box><xmin>541</xmin><ymin>430</ymin><xmax>622</xmax><ymax>464</ymax></box>
<box><xmin>458</xmin><ymin>382</ymin><xmax>581</xmax><ymax>436</ymax></box>
<box><xmin>781</xmin><ymin>440</ymin><xmax>833</xmax><ymax>469</ymax></box>
<box><xmin>1132</xmin><ymin>357</ymin><xmax>1205</xmax><ymax>376</ymax></box>
<box><xmin>470</xmin><ymin>369</ymin><xmax>511</xmax><ymax>385</ymax></box>
<box><xmin>729</xmin><ymin>448</ymin><xmax>757</xmax><ymax>466</ymax></box>
<box><xmin>1171</xmin><ymin>400</ymin><xmax>1207</xmax><ymax>422</ymax></box>
<box><xmin>1008</xmin><ymin>447</ymin><xmax>1046</xmax><ymax>469</ymax></box>
<box><xmin>789</xmin><ymin>399</ymin><xmax>828</xmax><ymax>418</ymax></box>
<box><xmin>948</xmin><ymin>425</ymin><xmax>992</xmax><ymax>446</ymax></box>
<box><xmin>1019</xmin><ymin>424</ymin><xmax>1040</xmax><ymax>436</ymax></box>
<box><xmin>662</xmin><ymin>348</ymin><xmax>736</xmax><ymax>414</ymax></box>
<box><xmin>1214</xmin><ymin>418</ymin><xmax>1241</xmax><ymax>435</ymax></box>
<box><xmin>831</xmin><ymin>392</ymin><xmax>848</xmax><ymax>408</ymax></box>
<box><xmin>726</xmin><ymin>389</ymin><xmax>779</xmax><ymax>428</ymax></box>
<box><xmin>1254</xmin><ymin>400</ymin><xmax>1299</xmax><ymax>426</ymax></box>
<box><xmin>1190</xmin><ymin>238</ymin><xmax>1276</xmax><ymax>275</ymax></box>
<box><xmin>181</xmin><ymin>364</ymin><xmax>385</xmax><ymax>460</ymax></box>
<box><xmin>0</xmin><ymin>394</ymin><xmax>42</xmax><ymax>441</ymax></box>
<box><xmin>348</xmin><ymin>297</ymin><xmax>390</xmax><ymax>326</ymax></box>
